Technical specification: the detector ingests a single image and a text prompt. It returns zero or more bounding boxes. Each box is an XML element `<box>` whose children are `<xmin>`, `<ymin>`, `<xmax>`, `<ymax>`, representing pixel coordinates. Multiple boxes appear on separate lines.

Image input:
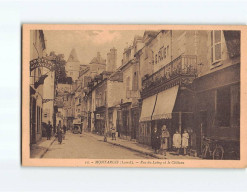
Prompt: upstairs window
<box><xmin>211</xmin><ymin>30</ymin><xmax>222</xmax><ymax>64</ymax></box>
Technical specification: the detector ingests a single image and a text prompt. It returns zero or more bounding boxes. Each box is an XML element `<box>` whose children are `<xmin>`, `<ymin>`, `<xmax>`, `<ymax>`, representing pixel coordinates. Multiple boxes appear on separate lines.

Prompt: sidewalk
<box><xmin>30</xmin><ymin>136</ymin><xmax>56</xmax><ymax>158</ymax></box>
<box><xmin>85</xmin><ymin>132</ymin><xmax>200</xmax><ymax>159</ymax></box>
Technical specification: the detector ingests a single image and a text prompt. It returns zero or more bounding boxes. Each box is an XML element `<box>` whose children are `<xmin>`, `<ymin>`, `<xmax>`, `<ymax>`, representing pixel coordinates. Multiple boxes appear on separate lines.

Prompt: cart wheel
<box><xmin>213</xmin><ymin>145</ymin><xmax>224</xmax><ymax>160</ymax></box>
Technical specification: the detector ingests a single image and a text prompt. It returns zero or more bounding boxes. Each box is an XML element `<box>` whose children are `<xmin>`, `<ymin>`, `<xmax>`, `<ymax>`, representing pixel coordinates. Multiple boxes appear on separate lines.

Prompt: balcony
<box><xmin>142</xmin><ymin>55</ymin><xmax>197</xmax><ymax>92</ymax></box>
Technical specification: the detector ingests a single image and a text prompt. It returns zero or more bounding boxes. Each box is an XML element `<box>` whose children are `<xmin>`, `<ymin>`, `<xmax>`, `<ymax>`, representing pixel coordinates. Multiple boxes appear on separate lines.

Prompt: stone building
<box><xmin>138</xmin><ymin>30</ymin><xmax>208</xmax><ymax>148</ymax></box>
<box><xmin>116</xmin><ymin>35</ymin><xmax>144</xmax><ymax>140</ymax></box>
<box><xmin>66</xmin><ymin>48</ymin><xmax>81</xmax><ymax>81</ymax></box>
<box><xmin>193</xmin><ymin>30</ymin><xmax>240</xmax><ymax>159</ymax></box>
<box><xmin>30</xmin><ymin>30</ymin><xmax>47</xmax><ymax>145</ymax></box>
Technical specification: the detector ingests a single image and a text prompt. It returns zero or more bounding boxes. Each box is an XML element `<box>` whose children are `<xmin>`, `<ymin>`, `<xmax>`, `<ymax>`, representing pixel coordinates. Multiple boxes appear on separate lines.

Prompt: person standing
<box><xmin>173</xmin><ymin>130</ymin><xmax>181</xmax><ymax>155</ymax></box>
<box><xmin>153</xmin><ymin>127</ymin><xmax>160</xmax><ymax>154</ymax></box>
<box><xmin>57</xmin><ymin>124</ymin><xmax>63</xmax><ymax>144</ymax></box>
<box><xmin>63</xmin><ymin>124</ymin><xmax>67</xmax><ymax>134</ymax></box>
<box><xmin>111</xmin><ymin>124</ymin><xmax>116</xmax><ymax>140</ymax></box>
<box><xmin>160</xmin><ymin>125</ymin><xmax>170</xmax><ymax>156</ymax></box>
<box><xmin>182</xmin><ymin>130</ymin><xmax>189</xmax><ymax>155</ymax></box>
<box><xmin>46</xmin><ymin>121</ymin><xmax>52</xmax><ymax>140</ymax></box>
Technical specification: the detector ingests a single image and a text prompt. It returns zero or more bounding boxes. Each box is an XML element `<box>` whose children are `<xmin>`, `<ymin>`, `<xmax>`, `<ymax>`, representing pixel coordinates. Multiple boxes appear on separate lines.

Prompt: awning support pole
<box><xmin>179</xmin><ymin>111</ymin><xmax>182</xmax><ymax>133</ymax></box>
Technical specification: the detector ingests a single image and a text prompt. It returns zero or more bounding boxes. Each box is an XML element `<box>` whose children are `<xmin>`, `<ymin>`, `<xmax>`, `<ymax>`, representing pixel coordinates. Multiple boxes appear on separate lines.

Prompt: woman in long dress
<box><xmin>160</xmin><ymin>125</ymin><xmax>170</xmax><ymax>156</ymax></box>
<box><xmin>173</xmin><ymin>130</ymin><xmax>181</xmax><ymax>155</ymax></box>
<box><xmin>182</xmin><ymin>130</ymin><xmax>189</xmax><ymax>155</ymax></box>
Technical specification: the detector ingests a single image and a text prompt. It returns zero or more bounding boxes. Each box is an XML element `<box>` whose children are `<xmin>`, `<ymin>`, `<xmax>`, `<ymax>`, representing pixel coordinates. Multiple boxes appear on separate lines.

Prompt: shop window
<box><xmin>216</xmin><ymin>86</ymin><xmax>231</xmax><ymax>127</ymax></box>
<box><xmin>211</xmin><ymin>30</ymin><xmax>222</xmax><ymax>64</ymax></box>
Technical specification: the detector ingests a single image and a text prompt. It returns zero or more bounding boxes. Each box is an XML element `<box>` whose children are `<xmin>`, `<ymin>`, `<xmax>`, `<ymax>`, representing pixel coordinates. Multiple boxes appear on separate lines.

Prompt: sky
<box><xmin>43</xmin><ymin>30</ymin><xmax>145</xmax><ymax>68</ymax></box>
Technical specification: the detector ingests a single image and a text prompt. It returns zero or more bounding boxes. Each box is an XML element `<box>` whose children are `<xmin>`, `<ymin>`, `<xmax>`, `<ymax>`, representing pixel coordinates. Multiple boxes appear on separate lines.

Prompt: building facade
<box><xmin>30</xmin><ymin>30</ymin><xmax>46</xmax><ymax>145</ymax></box>
<box><xmin>138</xmin><ymin>30</ymin><xmax>208</xmax><ymax>150</ymax></box>
<box><xmin>193</xmin><ymin>30</ymin><xmax>240</xmax><ymax>159</ymax></box>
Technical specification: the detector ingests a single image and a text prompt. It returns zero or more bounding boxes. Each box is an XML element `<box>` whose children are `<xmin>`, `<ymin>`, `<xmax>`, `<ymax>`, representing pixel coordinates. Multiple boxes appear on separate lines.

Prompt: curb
<box><xmin>40</xmin><ymin>137</ymin><xmax>56</xmax><ymax>158</ymax></box>
<box><xmin>107</xmin><ymin>141</ymin><xmax>165</xmax><ymax>159</ymax></box>
<box><xmin>86</xmin><ymin>133</ymin><xmax>165</xmax><ymax>159</ymax></box>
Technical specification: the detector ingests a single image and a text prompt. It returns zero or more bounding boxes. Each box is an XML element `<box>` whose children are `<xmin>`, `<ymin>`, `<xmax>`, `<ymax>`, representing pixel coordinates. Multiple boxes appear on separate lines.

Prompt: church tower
<box><xmin>66</xmin><ymin>48</ymin><xmax>80</xmax><ymax>81</ymax></box>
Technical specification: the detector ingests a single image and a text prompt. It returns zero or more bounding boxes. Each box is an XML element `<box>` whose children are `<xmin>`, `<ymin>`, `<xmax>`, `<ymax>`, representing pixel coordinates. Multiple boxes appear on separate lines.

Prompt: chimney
<box><xmin>107</xmin><ymin>47</ymin><xmax>117</xmax><ymax>72</ymax></box>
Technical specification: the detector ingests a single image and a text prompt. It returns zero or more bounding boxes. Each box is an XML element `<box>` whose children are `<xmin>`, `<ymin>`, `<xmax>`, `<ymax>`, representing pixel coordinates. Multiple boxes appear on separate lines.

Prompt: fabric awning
<box><xmin>152</xmin><ymin>85</ymin><xmax>179</xmax><ymax>120</ymax></box>
<box><xmin>139</xmin><ymin>94</ymin><xmax>157</xmax><ymax>122</ymax></box>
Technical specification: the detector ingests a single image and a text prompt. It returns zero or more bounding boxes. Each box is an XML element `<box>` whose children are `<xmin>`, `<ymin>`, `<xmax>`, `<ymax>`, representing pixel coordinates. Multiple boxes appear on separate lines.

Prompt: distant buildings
<box><xmin>51</xmin><ymin>30</ymin><xmax>240</xmax><ymax>159</ymax></box>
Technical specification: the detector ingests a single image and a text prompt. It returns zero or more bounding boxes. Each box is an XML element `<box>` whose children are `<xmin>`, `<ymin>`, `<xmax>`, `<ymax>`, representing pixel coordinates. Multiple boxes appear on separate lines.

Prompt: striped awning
<box><xmin>139</xmin><ymin>94</ymin><xmax>157</xmax><ymax>122</ymax></box>
<box><xmin>152</xmin><ymin>85</ymin><xmax>179</xmax><ymax>120</ymax></box>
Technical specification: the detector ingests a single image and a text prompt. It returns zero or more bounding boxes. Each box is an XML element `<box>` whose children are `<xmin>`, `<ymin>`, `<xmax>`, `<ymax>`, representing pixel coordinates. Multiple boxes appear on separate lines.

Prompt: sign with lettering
<box><xmin>30</xmin><ymin>58</ymin><xmax>55</xmax><ymax>72</ymax></box>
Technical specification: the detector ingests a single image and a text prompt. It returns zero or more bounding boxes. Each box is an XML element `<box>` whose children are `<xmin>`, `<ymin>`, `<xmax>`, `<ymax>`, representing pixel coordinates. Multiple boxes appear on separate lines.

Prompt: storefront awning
<box><xmin>139</xmin><ymin>94</ymin><xmax>157</xmax><ymax>122</ymax></box>
<box><xmin>152</xmin><ymin>85</ymin><xmax>179</xmax><ymax>120</ymax></box>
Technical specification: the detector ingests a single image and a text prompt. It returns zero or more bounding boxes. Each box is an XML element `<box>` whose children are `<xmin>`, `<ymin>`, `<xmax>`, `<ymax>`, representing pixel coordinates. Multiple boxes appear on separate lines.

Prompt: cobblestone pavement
<box><xmin>42</xmin><ymin>131</ymin><xmax>154</xmax><ymax>159</ymax></box>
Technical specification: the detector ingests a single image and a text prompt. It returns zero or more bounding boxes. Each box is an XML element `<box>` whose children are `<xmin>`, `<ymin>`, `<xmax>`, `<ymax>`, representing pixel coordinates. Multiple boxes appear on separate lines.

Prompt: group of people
<box><xmin>152</xmin><ymin>125</ymin><xmax>190</xmax><ymax>156</ymax></box>
<box><xmin>45</xmin><ymin>121</ymin><xmax>67</xmax><ymax>144</ymax></box>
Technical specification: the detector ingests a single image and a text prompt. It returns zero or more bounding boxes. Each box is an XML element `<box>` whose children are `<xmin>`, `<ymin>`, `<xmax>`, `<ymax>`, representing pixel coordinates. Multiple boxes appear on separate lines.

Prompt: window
<box><xmin>163</xmin><ymin>47</ymin><xmax>167</xmax><ymax>59</ymax></box>
<box><xmin>211</xmin><ymin>30</ymin><xmax>222</xmax><ymax>64</ymax></box>
<box><xmin>215</xmin><ymin>84</ymin><xmax>240</xmax><ymax>127</ymax></box>
<box><xmin>133</xmin><ymin>72</ymin><xmax>138</xmax><ymax>91</ymax></box>
<box><xmin>167</xmin><ymin>45</ymin><xmax>169</xmax><ymax>56</ymax></box>
<box><xmin>216</xmin><ymin>86</ymin><xmax>231</xmax><ymax>127</ymax></box>
<box><xmin>155</xmin><ymin>54</ymin><xmax>157</xmax><ymax>64</ymax></box>
<box><xmin>126</xmin><ymin>76</ymin><xmax>130</xmax><ymax>98</ymax></box>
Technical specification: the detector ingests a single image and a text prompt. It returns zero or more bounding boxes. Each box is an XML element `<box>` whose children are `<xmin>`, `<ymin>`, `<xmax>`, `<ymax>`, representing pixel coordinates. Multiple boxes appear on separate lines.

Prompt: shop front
<box><xmin>94</xmin><ymin>106</ymin><xmax>106</xmax><ymax>135</ymax></box>
<box><xmin>119</xmin><ymin>102</ymin><xmax>131</xmax><ymax>139</ymax></box>
<box><xmin>140</xmin><ymin>83</ymin><xmax>196</xmax><ymax>153</ymax></box>
<box><xmin>193</xmin><ymin>63</ymin><xmax>240</xmax><ymax>159</ymax></box>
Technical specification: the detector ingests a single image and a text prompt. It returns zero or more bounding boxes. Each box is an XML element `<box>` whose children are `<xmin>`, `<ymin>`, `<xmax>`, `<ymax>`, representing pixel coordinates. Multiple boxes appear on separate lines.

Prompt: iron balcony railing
<box><xmin>142</xmin><ymin>55</ymin><xmax>197</xmax><ymax>91</ymax></box>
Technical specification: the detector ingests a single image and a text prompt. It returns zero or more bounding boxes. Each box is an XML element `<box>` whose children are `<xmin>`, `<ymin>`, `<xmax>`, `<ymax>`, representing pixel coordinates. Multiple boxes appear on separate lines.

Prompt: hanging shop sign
<box><xmin>30</xmin><ymin>57</ymin><xmax>55</xmax><ymax>72</ymax></box>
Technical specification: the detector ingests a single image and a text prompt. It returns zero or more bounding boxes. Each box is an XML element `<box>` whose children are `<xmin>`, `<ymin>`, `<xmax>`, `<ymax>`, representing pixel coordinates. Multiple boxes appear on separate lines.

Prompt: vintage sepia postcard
<box><xmin>22</xmin><ymin>24</ymin><xmax>247</xmax><ymax>168</ymax></box>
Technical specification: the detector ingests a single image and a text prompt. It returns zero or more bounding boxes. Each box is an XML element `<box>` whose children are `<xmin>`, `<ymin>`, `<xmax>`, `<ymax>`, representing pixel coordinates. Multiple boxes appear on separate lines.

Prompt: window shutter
<box><xmin>211</xmin><ymin>31</ymin><xmax>214</xmax><ymax>63</ymax></box>
<box><xmin>214</xmin><ymin>31</ymin><xmax>222</xmax><ymax>61</ymax></box>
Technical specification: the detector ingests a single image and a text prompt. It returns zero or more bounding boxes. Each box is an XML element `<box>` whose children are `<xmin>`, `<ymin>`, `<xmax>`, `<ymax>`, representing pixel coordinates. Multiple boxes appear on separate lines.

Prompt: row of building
<box><xmin>30</xmin><ymin>29</ymin><xmax>240</xmax><ymax>157</ymax></box>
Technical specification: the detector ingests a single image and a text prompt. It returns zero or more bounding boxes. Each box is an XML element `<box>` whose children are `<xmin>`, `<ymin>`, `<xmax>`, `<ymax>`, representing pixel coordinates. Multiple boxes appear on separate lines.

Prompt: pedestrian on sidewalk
<box><xmin>111</xmin><ymin>123</ymin><xmax>116</xmax><ymax>140</ymax></box>
<box><xmin>46</xmin><ymin>121</ymin><xmax>52</xmax><ymax>140</ymax></box>
<box><xmin>160</xmin><ymin>125</ymin><xmax>170</xmax><ymax>156</ymax></box>
<box><xmin>173</xmin><ymin>130</ymin><xmax>181</xmax><ymax>155</ymax></box>
<box><xmin>63</xmin><ymin>124</ymin><xmax>67</xmax><ymax>134</ymax></box>
<box><xmin>57</xmin><ymin>124</ymin><xmax>63</xmax><ymax>144</ymax></box>
<box><xmin>153</xmin><ymin>127</ymin><xmax>160</xmax><ymax>154</ymax></box>
<box><xmin>182</xmin><ymin>130</ymin><xmax>189</xmax><ymax>155</ymax></box>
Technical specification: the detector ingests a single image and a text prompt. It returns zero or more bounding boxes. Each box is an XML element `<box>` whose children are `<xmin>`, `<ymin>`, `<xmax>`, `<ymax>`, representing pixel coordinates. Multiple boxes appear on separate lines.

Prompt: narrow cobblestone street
<box><xmin>43</xmin><ymin>131</ymin><xmax>154</xmax><ymax>159</ymax></box>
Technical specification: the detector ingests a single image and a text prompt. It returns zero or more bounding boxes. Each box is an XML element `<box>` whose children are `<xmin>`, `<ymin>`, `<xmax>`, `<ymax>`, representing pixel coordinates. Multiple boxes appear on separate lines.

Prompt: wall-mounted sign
<box><xmin>30</xmin><ymin>58</ymin><xmax>55</xmax><ymax>72</ymax></box>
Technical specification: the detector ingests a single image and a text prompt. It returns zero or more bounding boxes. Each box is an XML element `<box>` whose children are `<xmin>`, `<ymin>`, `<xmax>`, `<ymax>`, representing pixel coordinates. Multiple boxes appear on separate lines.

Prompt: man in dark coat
<box><xmin>46</xmin><ymin>121</ymin><xmax>52</xmax><ymax>140</ymax></box>
<box><xmin>153</xmin><ymin>127</ymin><xmax>161</xmax><ymax>154</ymax></box>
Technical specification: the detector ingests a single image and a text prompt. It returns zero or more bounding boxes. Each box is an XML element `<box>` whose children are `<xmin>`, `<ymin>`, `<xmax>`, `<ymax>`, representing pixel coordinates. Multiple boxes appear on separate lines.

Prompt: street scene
<box><xmin>29</xmin><ymin>29</ymin><xmax>240</xmax><ymax>160</ymax></box>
